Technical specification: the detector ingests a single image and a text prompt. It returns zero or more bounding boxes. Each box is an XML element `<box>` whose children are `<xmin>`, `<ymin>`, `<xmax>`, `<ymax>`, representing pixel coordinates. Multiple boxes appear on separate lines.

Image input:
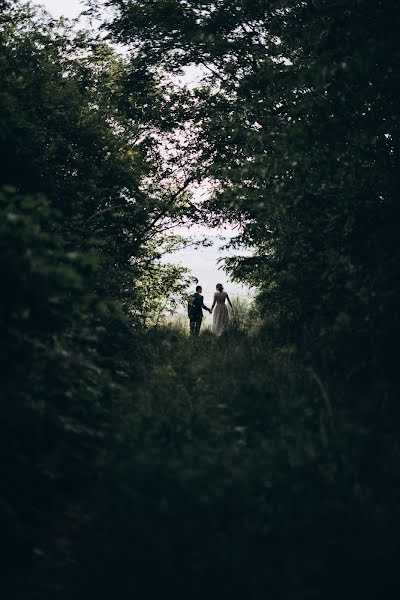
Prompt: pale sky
<box><xmin>164</xmin><ymin>225</ymin><xmax>252</xmax><ymax>305</ymax></box>
<box><xmin>40</xmin><ymin>0</ymin><xmax>85</xmax><ymax>19</ymax></box>
<box><xmin>38</xmin><ymin>0</ymin><xmax>252</xmax><ymax>303</ymax></box>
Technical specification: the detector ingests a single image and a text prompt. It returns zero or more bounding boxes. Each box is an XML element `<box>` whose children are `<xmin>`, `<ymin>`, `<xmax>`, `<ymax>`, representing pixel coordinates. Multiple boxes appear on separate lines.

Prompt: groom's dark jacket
<box><xmin>188</xmin><ymin>292</ymin><xmax>207</xmax><ymax>320</ymax></box>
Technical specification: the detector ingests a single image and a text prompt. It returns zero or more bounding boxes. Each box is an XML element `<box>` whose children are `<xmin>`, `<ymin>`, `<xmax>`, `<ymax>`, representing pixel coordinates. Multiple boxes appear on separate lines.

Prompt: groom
<box><xmin>188</xmin><ymin>285</ymin><xmax>211</xmax><ymax>336</ymax></box>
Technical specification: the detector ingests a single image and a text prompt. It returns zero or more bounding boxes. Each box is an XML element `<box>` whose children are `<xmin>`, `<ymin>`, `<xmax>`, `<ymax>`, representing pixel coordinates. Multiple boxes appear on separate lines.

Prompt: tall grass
<box><xmin>163</xmin><ymin>294</ymin><xmax>258</xmax><ymax>336</ymax></box>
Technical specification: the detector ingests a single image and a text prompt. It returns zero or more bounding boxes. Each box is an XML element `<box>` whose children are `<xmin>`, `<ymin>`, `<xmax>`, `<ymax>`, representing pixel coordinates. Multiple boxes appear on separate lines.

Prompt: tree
<box><xmin>104</xmin><ymin>0</ymin><xmax>400</xmax><ymax>376</ymax></box>
<box><xmin>0</xmin><ymin>4</ymin><xmax>194</xmax><ymax>588</ymax></box>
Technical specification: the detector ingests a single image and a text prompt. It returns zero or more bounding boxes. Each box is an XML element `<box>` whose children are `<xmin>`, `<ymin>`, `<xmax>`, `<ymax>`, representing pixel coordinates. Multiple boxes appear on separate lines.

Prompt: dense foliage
<box><xmin>1</xmin><ymin>1</ymin><xmax>399</xmax><ymax>599</ymax></box>
<box><xmin>0</xmin><ymin>1</ymin><xmax>191</xmax><ymax>593</ymax></box>
<box><xmin>105</xmin><ymin>0</ymin><xmax>400</xmax><ymax>366</ymax></box>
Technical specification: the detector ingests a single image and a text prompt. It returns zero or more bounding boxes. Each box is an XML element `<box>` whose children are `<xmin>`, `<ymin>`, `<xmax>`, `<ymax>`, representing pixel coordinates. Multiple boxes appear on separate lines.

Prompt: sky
<box><xmin>164</xmin><ymin>225</ymin><xmax>252</xmax><ymax>305</ymax></box>
<box><xmin>40</xmin><ymin>0</ymin><xmax>85</xmax><ymax>19</ymax></box>
<box><xmin>38</xmin><ymin>0</ymin><xmax>252</xmax><ymax>305</ymax></box>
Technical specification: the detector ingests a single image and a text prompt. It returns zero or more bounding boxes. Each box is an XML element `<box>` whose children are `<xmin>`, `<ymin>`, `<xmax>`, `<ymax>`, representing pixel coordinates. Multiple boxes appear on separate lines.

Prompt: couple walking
<box><xmin>188</xmin><ymin>283</ymin><xmax>233</xmax><ymax>337</ymax></box>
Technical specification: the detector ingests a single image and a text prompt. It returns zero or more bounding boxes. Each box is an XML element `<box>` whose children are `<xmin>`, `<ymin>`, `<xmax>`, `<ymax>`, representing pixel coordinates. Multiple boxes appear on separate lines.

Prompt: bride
<box><xmin>211</xmin><ymin>283</ymin><xmax>233</xmax><ymax>336</ymax></box>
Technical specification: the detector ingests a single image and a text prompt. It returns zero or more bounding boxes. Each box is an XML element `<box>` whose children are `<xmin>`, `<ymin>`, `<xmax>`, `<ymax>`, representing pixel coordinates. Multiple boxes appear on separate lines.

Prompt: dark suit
<box><xmin>188</xmin><ymin>292</ymin><xmax>209</xmax><ymax>336</ymax></box>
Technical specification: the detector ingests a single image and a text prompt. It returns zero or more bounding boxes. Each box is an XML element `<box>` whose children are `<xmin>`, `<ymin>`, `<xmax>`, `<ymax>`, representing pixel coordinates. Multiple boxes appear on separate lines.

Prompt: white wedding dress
<box><xmin>212</xmin><ymin>291</ymin><xmax>230</xmax><ymax>336</ymax></box>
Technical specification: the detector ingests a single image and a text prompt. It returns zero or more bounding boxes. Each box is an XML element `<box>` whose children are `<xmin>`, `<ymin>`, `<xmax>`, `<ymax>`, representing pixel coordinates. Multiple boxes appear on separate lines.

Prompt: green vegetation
<box><xmin>1</xmin><ymin>1</ymin><xmax>399</xmax><ymax>598</ymax></box>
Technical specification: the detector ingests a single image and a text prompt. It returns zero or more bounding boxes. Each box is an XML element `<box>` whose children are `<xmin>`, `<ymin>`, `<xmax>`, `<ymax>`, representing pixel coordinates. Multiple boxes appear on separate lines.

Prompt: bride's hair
<box><xmin>216</xmin><ymin>283</ymin><xmax>224</xmax><ymax>292</ymax></box>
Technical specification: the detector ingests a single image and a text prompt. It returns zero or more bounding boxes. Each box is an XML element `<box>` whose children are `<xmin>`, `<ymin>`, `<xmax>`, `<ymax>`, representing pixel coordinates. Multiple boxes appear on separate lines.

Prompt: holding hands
<box><xmin>188</xmin><ymin>283</ymin><xmax>231</xmax><ymax>336</ymax></box>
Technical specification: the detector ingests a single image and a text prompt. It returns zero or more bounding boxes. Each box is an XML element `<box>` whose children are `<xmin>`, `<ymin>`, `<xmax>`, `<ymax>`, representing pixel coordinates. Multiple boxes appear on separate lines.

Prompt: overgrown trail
<box><xmin>4</xmin><ymin>325</ymin><xmax>400</xmax><ymax>600</ymax></box>
<box><xmin>39</xmin><ymin>327</ymin><xmax>393</xmax><ymax>600</ymax></box>
<box><xmin>69</xmin><ymin>327</ymin><xmax>329</xmax><ymax>600</ymax></box>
